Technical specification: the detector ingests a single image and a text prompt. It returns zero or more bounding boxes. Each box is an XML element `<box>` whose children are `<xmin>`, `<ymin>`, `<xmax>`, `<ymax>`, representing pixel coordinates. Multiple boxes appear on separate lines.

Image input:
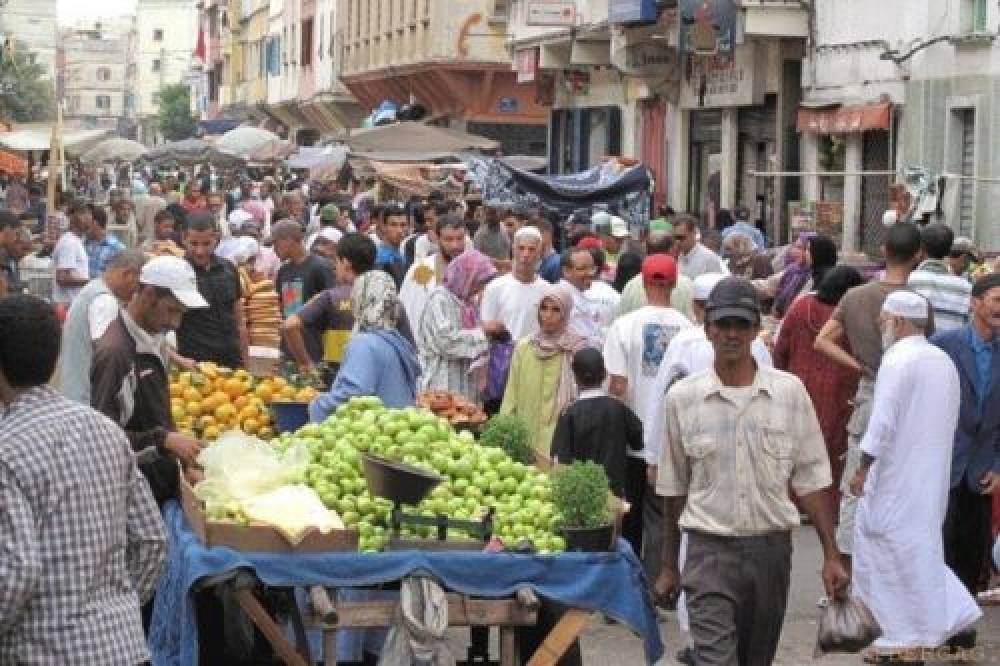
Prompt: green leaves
<box><xmin>156</xmin><ymin>84</ymin><xmax>198</xmax><ymax>142</ymax></box>
<box><xmin>479</xmin><ymin>414</ymin><xmax>533</xmax><ymax>465</ymax></box>
<box><xmin>551</xmin><ymin>461</ymin><xmax>612</xmax><ymax>529</ymax></box>
<box><xmin>0</xmin><ymin>40</ymin><xmax>55</xmax><ymax>123</ymax></box>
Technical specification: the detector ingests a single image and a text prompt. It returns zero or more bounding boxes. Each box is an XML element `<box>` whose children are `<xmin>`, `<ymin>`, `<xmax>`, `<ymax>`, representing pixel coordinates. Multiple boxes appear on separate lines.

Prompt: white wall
<box><xmin>0</xmin><ymin>0</ymin><xmax>58</xmax><ymax>78</ymax></box>
<box><xmin>135</xmin><ymin>0</ymin><xmax>198</xmax><ymax>119</ymax></box>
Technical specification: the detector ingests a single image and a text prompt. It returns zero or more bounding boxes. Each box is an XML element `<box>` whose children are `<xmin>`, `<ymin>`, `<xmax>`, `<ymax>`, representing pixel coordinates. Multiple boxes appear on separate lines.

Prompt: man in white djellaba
<box><xmin>849</xmin><ymin>291</ymin><xmax>981</xmax><ymax>660</ymax></box>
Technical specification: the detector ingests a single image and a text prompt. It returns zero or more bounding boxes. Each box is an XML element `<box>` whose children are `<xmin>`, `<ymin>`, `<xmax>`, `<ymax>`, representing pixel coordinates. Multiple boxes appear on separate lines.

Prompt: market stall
<box><xmin>140</xmin><ymin>138</ymin><xmax>246</xmax><ymax>168</ymax></box>
<box><xmin>149</xmin><ymin>397</ymin><xmax>664</xmax><ymax>665</ymax></box>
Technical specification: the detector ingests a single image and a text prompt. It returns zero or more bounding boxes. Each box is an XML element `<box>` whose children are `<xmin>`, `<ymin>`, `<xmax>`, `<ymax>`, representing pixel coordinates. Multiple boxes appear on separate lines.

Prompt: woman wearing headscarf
<box><xmin>500</xmin><ymin>283</ymin><xmax>589</xmax><ymax>458</ymax></box>
<box><xmin>611</xmin><ymin>251</ymin><xmax>643</xmax><ymax>293</ymax></box>
<box><xmin>774</xmin><ymin>265</ymin><xmax>863</xmax><ymax>514</ymax></box>
<box><xmin>308</xmin><ymin>271</ymin><xmax>421</xmax><ymax>422</ymax></box>
<box><xmin>771</xmin><ymin>233</ymin><xmax>839</xmax><ymax>318</ymax></box>
<box><xmin>416</xmin><ymin>249</ymin><xmax>497</xmax><ymax>401</ymax></box>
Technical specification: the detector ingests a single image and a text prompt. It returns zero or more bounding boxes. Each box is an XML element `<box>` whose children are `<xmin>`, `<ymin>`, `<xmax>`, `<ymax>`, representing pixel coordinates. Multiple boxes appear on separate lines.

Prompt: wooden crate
<box><xmin>180</xmin><ymin>479</ymin><xmax>359</xmax><ymax>553</ymax></box>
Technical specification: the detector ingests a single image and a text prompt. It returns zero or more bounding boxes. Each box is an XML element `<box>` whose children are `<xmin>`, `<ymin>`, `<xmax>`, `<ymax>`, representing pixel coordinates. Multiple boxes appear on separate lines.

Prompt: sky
<box><xmin>57</xmin><ymin>0</ymin><xmax>138</xmax><ymax>23</ymax></box>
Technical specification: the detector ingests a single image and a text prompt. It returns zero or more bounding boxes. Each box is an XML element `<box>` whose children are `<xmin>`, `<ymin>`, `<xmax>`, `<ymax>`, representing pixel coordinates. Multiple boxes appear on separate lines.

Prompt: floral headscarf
<box><xmin>442</xmin><ymin>249</ymin><xmax>497</xmax><ymax>328</ymax></box>
<box><xmin>530</xmin><ymin>283</ymin><xmax>589</xmax><ymax>423</ymax></box>
<box><xmin>352</xmin><ymin>271</ymin><xmax>401</xmax><ymax>332</ymax></box>
<box><xmin>774</xmin><ymin>232</ymin><xmax>816</xmax><ymax>317</ymax></box>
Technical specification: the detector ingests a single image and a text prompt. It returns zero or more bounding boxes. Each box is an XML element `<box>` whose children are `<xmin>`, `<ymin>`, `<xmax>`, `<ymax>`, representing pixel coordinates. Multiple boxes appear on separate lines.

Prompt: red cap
<box><xmin>642</xmin><ymin>254</ymin><xmax>678</xmax><ymax>285</ymax></box>
<box><xmin>576</xmin><ymin>236</ymin><xmax>603</xmax><ymax>250</ymax></box>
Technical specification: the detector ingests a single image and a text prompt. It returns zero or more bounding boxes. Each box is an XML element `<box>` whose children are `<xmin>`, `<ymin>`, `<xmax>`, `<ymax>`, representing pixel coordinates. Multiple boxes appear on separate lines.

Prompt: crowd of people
<box><xmin>0</xmin><ymin>165</ymin><xmax>997</xmax><ymax>666</ymax></box>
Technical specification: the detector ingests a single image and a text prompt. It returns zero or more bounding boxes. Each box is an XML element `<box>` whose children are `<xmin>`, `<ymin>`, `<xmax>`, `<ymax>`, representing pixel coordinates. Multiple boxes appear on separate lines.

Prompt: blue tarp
<box><xmin>150</xmin><ymin>501</ymin><xmax>665</xmax><ymax>665</ymax></box>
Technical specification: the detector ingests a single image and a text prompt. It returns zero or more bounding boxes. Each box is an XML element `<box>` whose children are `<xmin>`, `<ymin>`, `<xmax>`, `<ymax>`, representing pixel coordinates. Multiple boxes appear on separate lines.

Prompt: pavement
<box><xmin>447</xmin><ymin>526</ymin><xmax>1000</xmax><ymax>665</ymax></box>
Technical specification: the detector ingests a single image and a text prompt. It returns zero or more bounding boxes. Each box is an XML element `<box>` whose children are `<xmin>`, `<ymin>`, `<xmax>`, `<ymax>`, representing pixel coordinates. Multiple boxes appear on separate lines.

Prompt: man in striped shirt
<box><xmin>908</xmin><ymin>224</ymin><xmax>971</xmax><ymax>331</ymax></box>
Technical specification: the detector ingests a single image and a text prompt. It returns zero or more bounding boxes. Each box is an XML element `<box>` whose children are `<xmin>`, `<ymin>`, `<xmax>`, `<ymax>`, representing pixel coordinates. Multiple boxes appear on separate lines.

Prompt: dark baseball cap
<box><xmin>705</xmin><ymin>276</ymin><xmax>761</xmax><ymax>324</ymax></box>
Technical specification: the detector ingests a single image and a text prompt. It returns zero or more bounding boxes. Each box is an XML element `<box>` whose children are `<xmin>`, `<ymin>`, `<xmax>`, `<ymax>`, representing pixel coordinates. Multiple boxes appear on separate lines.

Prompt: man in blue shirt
<box><xmin>930</xmin><ymin>272</ymin><xmax>1000</xmax><ymax>650</ymax></box>
<box><xmin>374</xmin><ymin>202</ymin><xmax>409</xmax><ymax>288</ymax></box>
<box><xmin>84</xmin><ymin>204</ymin><xmax>126</xmax><ymax>278</ymax></box>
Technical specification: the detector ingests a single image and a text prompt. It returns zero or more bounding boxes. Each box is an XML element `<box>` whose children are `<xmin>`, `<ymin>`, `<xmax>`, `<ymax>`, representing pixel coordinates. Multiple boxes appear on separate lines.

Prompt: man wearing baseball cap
<box><xmin>603</xmin><ymin>254</ymin><xmax>693</xmax><ymax>568</ymax></box>
<box><xmin>655</xmin><ymin>276</ymin><xmax>848</xmax><ymax>665</ymax></box>
<box><xmin>595</xmin><ymin>214</ymin><xmax>632</xmax><ymax>283</ymax></box>
<box><xmin>91</xmin><ymin>256</ymin><xmax>208</xmax><ymax>506</ymax></box>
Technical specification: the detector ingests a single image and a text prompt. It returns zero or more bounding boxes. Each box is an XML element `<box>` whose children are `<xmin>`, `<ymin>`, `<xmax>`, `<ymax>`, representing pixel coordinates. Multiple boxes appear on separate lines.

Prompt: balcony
<box><xmin>740</xmin><ymin>0</ymin><xmax>810</xmax><ymax>39</ymax></box>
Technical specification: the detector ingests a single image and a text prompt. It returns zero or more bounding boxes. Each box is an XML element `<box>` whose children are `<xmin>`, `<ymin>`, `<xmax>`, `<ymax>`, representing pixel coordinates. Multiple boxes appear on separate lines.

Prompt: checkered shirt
<box><xmin>0</xmin><ymin>386</ymin><xmax>167</xmax><ymax>665</ymax></box>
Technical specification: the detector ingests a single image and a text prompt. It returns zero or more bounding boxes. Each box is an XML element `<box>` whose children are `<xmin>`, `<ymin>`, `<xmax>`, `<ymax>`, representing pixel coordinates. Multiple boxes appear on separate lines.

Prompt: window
<box><xmin>153</xmin><ymin>28</ymin><xmax>164</xmax><ymax>41</ymax></box>
<box><xmin>318</xmin><ymin>14</ymin><xmax>324</xmax><ymax>60</ymax></box>
<box><xmin>152</xmin><ymin>59</ymin><xmax>161</xmax><ymax>72</ymax></box>
<box><xmin>301</xmin><ymin>18</ymin><xmax>313</xmax><ymax>66</ymax></box>
<box><xmin>97</xmin><ymin>67</ymin><xmax>111</xmax><ymax>82</ymax></box>
<box><xmin>96</xmin><ymin>95</ymin><xmax>111</xmax><ymax>110</ymax></box>
<box><xmin>152</xmin><ymin>91</ymin><xmax>162</xmax><ymax>106</ymax></box>
<box><xmin>964</xmin><ymin>0</ymin><xmax>989</xmax><ymax>32</ymax></box>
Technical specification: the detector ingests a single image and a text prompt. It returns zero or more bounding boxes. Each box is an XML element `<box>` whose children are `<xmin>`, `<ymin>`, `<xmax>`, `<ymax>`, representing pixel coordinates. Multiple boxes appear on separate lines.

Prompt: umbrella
<box><xmin>285</xmin><ymin>145</ymin><xmax>348</xmax><ymax>178</ymax></box>
<box><xmin>140</xmin><ymin>138</ymin><xmax>245</xmax><ymax>167</ymax></box>
<box><xmin>80</xmin><ymin>137</ymin><xmax>148</xmax><ymax>164</ymax></box>
<box><xmin>0</xmin><ymin>125</ymin><xmax>113</xmax><ymax>156</ymax></box>
<box><xmin>217</xmin><ymin>126</ymin><xmax>294</xmax><ymax>161</ymax></box>
<box><xmin>336</xmin><ymin>121</ymin><xmax>499</xmax><ymax>161</ymax></box>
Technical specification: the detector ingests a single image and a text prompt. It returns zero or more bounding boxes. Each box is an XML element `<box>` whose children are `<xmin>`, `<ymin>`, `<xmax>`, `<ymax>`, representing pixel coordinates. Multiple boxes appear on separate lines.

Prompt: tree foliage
<box><xmin>156</xmin><ymin>84</ymin><xmax>198</xmax><ymax>141</ymax></box>
<box><xmin>0</xmin><ymin>40</ymin><xmax>56</xmax><ymax>123</ymax></box>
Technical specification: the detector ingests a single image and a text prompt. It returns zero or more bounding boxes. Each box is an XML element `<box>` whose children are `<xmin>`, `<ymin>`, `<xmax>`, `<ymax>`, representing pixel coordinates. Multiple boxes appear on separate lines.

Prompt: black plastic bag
<box><xmin>814</xmin><ymin>596</ymin><xmax>882</xmax><ymax>656</ymax></box>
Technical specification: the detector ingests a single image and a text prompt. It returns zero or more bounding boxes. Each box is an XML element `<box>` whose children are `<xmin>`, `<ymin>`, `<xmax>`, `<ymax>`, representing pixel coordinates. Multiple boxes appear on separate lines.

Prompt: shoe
<box><xmin>945</xmin><ymin>629</ymin><xmax>976</xmax><ymax>650</ymax></box>
<box><xmin>676</xmin><ymin>646</ymin><xmax>695</xmax><ymax>665</ymax></box>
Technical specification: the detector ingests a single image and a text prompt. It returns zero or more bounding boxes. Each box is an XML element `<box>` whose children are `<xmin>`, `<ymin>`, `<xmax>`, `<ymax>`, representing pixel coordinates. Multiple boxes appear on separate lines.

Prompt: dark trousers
<box><xmin>641</xmin><ymin>482</ymin><xmax>663</xmax><ymax>580</ymax></box>
<box><xmin>683</xmin><ymin>531</ymin><xmax>792</xmax><ymax>666</ymax></box>
<box><xmin>621</xmin><ymin>457</ymin><xmax>647</xmax><ymax>558</ymax></box>
<box><xmin>943</xmin><ymin>483</ymin><xmax>993</xmax><ymax>595</ymax></box>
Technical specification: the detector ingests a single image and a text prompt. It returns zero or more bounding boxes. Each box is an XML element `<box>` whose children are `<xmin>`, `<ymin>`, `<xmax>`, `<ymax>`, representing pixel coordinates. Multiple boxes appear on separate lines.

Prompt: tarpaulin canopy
<box><xmin>0</xmin><ymin>150</ymin><xmax>28</xmax><ymax>175</ymax></box>
<box><xmin>80</xmin><ymin>137</ymin><xmax>148</xmax><ymax>164</ymax></box>
<box><xmin>336</xmin><ymin>121</ymin><xmax>498</xmax><ymax>161</ymax></box>
<box><xmin>796</xmin><ymin>102</ymin><xmax>893</xmax><ymax>134</ymax></box>
<box><xmin>285</xmin><ymin>144</ymin><xmax>348</xmax><ymax>180</ymax></box>
<box><xmin>0</xmin><ymin>126</ymin><xmax>113</xmax><ymax>156</ymax></box>
<box><xmin>469</xmin><ymin>157</ymin><xmax>652</xmax><ymax>223</ymax></box>
<box><xmin>139</xmin><ymin>138</ymin><xmax>245</xmax><ymax>167</ymax></box>
<box><xmin>369</xmin><ymin>160</ymin><xmax>466</xmax><ymax>197</ymax></box>
<box><xmin>217</xmin><ymin>127</ymin><xmax>295</xmax><ymax>162</ymax></box>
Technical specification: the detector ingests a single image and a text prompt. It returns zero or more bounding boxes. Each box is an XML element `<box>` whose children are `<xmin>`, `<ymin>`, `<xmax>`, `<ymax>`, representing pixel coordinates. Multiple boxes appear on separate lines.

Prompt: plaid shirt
<box><xmin>657</xmin><ymin>366</ymin><xmax>832</xmax><ymax>536</ymax></box>
<box><xmin>0</xmin><ymin>386</ymin><xmax>167</xmax><ymax>665</ymax></box>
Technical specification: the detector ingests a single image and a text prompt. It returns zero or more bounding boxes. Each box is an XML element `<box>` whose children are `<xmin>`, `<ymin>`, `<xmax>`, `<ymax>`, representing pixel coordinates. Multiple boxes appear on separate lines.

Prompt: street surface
<box><xmin>447</xmin><ymin>526</ymin><xmax>1000</xmax><ymax>664</ymax></box>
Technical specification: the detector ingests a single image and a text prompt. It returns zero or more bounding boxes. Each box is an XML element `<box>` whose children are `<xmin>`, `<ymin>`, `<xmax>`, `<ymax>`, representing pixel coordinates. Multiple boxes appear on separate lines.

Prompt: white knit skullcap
<box><xmin>882</xmin><ymin>291</ymin><xmax>928</xmax><ymax>319</ymax></box>
<box><xmin>692</xmin><ymin>273</ymin><xmax>726</xmax><ymax>301</ymax></box>
<box><xmin>513</xmin><ymin>226</ymin><xmax>543</xmax><ymax>244</ymax></box>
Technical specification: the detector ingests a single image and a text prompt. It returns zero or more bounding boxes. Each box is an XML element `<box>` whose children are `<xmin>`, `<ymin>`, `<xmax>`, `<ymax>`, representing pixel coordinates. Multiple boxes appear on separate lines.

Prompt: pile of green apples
<box><xmin>271</xmin><ymin>396</ymin><xmax>566</xmax><ymax>553</ymax></box>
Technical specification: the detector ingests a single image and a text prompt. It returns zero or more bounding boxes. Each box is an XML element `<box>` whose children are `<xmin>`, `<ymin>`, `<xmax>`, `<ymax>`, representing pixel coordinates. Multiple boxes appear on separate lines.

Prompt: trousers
<box><xmin>683</xmin><ymin>531</ymin><xmax>792</xmax><ymax>666</ymax></box>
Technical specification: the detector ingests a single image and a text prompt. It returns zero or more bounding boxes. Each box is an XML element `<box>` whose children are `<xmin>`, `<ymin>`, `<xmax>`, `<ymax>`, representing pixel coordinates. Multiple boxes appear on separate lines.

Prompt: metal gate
<box><xmin>957</xmin><ymin>109</ymin><xmax>976</xmax><ymax>238</ymax></box>
<box><xmin>860</xmin><ymin>130</ymin><xmax>891</xmax><ymax>257</ymax></box>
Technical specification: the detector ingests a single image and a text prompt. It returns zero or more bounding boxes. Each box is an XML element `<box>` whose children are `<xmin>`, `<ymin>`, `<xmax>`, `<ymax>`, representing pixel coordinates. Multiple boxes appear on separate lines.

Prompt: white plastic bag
<box><xmin>194</xmin><ymin>430</ymin><xmax>310</xmax><ymax>507</ymax></box>
<box><xmin>814</xmin><ymin>595</ymin><xmax>882</xmax><ymax>656</ymax></box>
<box><xmin>240</xmin><ymin>484</ymin><xmax>344</xmax><ymax>544</ymax></box>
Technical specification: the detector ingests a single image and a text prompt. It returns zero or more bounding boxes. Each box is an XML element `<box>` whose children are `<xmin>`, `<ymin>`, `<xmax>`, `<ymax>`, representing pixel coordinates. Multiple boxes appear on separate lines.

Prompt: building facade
<box><xmin>136</xmin><ymin>0</ymin><xmax>199</xmax><ymax>144</ymax></box>
<box><xmin>338</xmin><ymin>0</ymin><xmax>548</xmax><ymax>155</ymax></box>
<box><xmin>0</xmin><ymin>0</ymin><xmax>58</xmax><ymax>78</ymax></box>
<box><xmin>61</xmin><ymin>21</ymin><xmax>135</xmax><ymax>134</ymax></box>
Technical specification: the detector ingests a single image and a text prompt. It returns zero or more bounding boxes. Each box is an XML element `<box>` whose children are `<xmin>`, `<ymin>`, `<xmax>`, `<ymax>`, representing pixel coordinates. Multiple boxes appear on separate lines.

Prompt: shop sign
<box><xmin>609</xmin><ymin>0</ymin><xmax>658</xmax><ymax>24</ymax></box>
<box><xmin>514</xmin><ymin>48</ymin><xmax>539</xmax><ymax>84</ymax></box>
<box><xmin>498</xmin><ymin>97</ymin><xmax>519</xmax><ymax>113</ymax></box>
<box><xmin>610</xmin><ymin>30</ymin><xmax>679</xmax><ymax>79</ymax></box>
<box><xmin>526</xmin><ymin>0</ymin><xmax>577</xmax><ymax>26</ymax></box>
<box><xmin>679</xmin><ymin>44</ymin><xmax>765</xmax><ymax>109</ymax></box>
<box><xmin>679</xmin><ymin>0</ymin><xmax>738</xmax><ymax>60</ymax></box>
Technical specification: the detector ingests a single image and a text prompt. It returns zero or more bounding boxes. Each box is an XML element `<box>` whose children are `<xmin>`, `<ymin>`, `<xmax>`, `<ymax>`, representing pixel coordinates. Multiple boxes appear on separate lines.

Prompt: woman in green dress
<box><xmin>500</xmin><ymin>282</ymin><xmax>589</xmax><ymax>458</ymax></box>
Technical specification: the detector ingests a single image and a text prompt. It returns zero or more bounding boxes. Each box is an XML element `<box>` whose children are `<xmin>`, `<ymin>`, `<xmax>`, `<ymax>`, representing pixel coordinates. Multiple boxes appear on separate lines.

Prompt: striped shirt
<box><xmin>0</xmin><ymin>386</ymin><xmax>166</xmax><ymax>665</ymax></box>
<box><xmin>907</xmin><ymin>259</ymin><xmax>971</xmax><ymax>332</ymax></box>
<box><xmin>657</xmin><ymin>366</ymin><xmax>832</xmax><ymax>536</ymax></box>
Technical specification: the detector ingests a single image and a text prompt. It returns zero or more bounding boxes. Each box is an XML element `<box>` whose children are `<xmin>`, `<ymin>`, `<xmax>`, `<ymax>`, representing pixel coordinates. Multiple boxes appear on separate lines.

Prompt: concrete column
<box><xmin>719</xmin><ymin>107</ymin><xmax>739</xmax><ymax>209</ymax></box>
<box><xmin>800</xmin><ymin>132</ymin><xmax>820</xmax><ymax>207</ymax></box>
<box><xmin>842</xmin><ymin>133</ymin><xmax>863</xmax><ymax>253</ymax></box>
<box><xmin>668</xmin><ymin>106</ymin><xmax>690</xmax><ymax>211</ymax></box>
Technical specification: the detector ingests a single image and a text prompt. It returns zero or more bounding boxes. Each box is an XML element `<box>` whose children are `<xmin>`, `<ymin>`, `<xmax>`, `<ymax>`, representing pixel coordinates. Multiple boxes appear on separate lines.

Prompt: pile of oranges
<box><xmin>169</xmin><ymin>361</ymin><xmax>319</xmax><ymax>442</ymax></box>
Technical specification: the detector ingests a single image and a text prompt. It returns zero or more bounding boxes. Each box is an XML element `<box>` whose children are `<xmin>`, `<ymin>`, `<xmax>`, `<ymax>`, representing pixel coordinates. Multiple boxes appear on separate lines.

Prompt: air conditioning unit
<box><xmin>487</xmin><ymin>0</ymin><xmax>509</xmax><ymax>24</ymax></box>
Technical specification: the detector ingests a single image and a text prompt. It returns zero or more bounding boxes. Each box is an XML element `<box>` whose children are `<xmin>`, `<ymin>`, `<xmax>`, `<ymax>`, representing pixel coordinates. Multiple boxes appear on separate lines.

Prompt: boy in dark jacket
<box><xmin>551</xmin><ymin>348</ymin><xmax>643</xmax><ymax>500</ymax></box>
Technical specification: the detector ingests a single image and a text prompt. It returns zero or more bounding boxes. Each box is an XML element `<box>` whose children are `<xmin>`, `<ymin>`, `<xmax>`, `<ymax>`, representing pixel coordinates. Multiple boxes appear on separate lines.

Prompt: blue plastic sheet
<box><xmin>150</xmin><ymin>501</ymin><xmax>665</xmax><ymax>665</ymax></box>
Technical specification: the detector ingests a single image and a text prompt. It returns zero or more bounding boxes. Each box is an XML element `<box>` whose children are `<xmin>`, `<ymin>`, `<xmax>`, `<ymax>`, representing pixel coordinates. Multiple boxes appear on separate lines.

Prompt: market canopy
<box><xmin>0</xmin><ymin>126</ymin><xmax>113</xmax><ymax>156</ymax></box>
<box><xmin>285</xmin><ymin>144</ymin><xmax>348</xmax><ymax>179</ymax></box>
<box><xmin>796</xmin><ymin>101</ymin><xmax>892</xmax><ymax>134</ymax></box>
<box><xmin>217</xmin><ymin>127</ymin><xmax>295</xmax><ymax>162</ymax></box>
<box><xmin>0</xmin><ymin>150</ymin><xmax>28</xmax><ymax>175</ymax></box>
<box><xmin>80</xmin><ymin>137</ymin><xmax>148</xmax><ymax>164</ymax></box>
<box><xmin>336</xmin><ymin>121</ymin><xmax>499</xmax><ymax>161</ymax></box>
<box><xmin>469</xmin><ymin>157</ymin><xmax>652</xmax><ymax>222</ymax></box>
<box><xmin>140</xmin><ymin>138</ymin><xmax>245</xmax><ymax>167</ymax></box>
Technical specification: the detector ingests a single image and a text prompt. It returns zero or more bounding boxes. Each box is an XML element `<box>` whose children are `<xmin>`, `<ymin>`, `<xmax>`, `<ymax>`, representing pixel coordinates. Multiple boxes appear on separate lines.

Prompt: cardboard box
<box><xmin>180</xmin><ymin>478</ymin><xmax>359</xmax><ymax>553</ymax></box>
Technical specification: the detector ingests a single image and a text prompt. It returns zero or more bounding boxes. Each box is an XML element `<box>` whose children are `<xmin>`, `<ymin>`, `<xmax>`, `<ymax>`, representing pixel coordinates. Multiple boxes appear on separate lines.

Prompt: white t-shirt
<box><xmin>603</xmin><ymin>306</ymin><xmax>693</xmax><ymax>458</ymax></box>
<box><xmin>480</xmin><ymin>273</ymin><xmax>549</xmax><ymax>341</ymax></box>
<box><xmin>88</xmin><ymin>293</ymin><xmax>119</xmax><ymax>340</ymax></box>
<box><xmin>51</xmin><ymin>231</ymin><xmax>89</xmax><ymax>304</ymax></box>
<box><xmin>584</xmin><ymin>280</ymin><xmax>621</xmax><ymax>343</ymax></box>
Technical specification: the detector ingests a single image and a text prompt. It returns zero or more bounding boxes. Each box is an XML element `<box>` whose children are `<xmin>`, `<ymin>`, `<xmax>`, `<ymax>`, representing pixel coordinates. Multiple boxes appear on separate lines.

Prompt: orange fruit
<box><xmin>257</xmin><ymin>426</ymin><xmax>274</xmax><ymax>440</ymax></box>
<box><xmin>295</xmin><ymin>387</ymin><xmax>317</xmax><ymax>402</ymax></box>
<box><xmin>203</xmin><ymin>425</ymin><xmax>221</xmax><ymax>441</ymax></box>
<box><xmin>280</xmin><ymin>386</ymin><xmax>297</xmax><ymax>400</ymax></box>
<box><xmin>182</xmin><ymin>387</ymin><xmax>201</xmax><ymax>403</ymax></box>
<box><xmin>242</xmin><ymin>417</ymin><xmax>260</xmax><ymax>434</ymax></box>
<box><xmin>215</xmin><ymin>404</ymin><xmax>236</xmax><ymax>422</ymax></box>
<box><xmin>223</xmin><ymin>378</ymin><xmax>245</xmax><ymax>399</ymax></box>
<box><xmin>170</xmin><ymin>381</ymin><xmax>183</xmax><ymax>396</ymax></box>
<box><xmin>171</xmin><ymin>405</ymin><xmax>184</xmax><ymax>422</ymax></box>
<box><xmin>197</xmin><ymin>415</ymin><xmax>216</xmax><ymax>431</ymax></box>
<box><xmin>255</xmin><ymin>384</ymin><xmax>274</xmax><ymax>402</ymax></box>
<box><xmin>185</xmin><ymin>401</ymin><xmax>203</xmax><ymax>418</ymax></box>
<box><xmin>238</xmin><ymin>405</ymin><xmax>259</xmax><ymax>422</ymax></box>
<box><xmin>234</xmin><ymin>394</ymin><xmax>251</xmax><ymax>410</ymax></box>
<box><xmin>271</xmin><ymin>376</ymin><xmax>287</xmax><ymax>389</ymax></box>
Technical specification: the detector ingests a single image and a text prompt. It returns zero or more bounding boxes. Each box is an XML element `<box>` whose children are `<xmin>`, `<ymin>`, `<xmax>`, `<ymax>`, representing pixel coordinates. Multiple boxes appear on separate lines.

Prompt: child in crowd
<box><xmin>551</xmin><ymin>347</ymin><xmax>643</xmax><ymax>500</ymax></box>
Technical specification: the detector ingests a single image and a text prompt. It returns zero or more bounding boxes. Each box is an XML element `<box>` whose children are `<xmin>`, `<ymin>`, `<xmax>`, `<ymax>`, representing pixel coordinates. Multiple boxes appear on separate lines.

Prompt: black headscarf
<box><xmin>612</xmin><ymin>251</ymin><xmax>643</xmax><ymax>293</ymax></box>
<box><xmin>809</xmin><ymin>235</ymin><xmax>838</xmax><ymax>292</ymax></box>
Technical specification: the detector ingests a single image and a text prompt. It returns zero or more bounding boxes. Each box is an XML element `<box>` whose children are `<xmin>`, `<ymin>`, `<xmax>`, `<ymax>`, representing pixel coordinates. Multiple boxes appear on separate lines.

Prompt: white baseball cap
<box><xmin>692</xmin><ymin>272</ymin><xmax>726</xmax><ymax>301</ymax></box>
<box><xmin>140</xmin><ymin>256</ymin><xmax>208</xmax><ymax>309</ymax></box>
<box><xmin>882</xmin><ymin>290</ymin><xmax>928</xmax><ymax>319</ymax></box>
<box><xmin>608</xmin><ymin>215</ymin><xmax>629</xmax><ymax>238</ymax></box>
